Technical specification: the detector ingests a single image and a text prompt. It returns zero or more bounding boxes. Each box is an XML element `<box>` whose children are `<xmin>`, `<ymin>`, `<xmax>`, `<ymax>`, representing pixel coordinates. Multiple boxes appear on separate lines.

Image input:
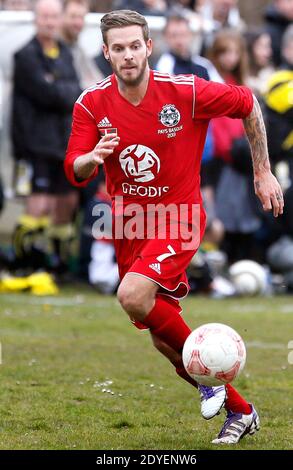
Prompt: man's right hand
<box><xmin>73</xmin><ymin>134</ymin><xmax>120</xmax><ymax>182</ymax></box>
<box><xmin>91</xmin><ymin>134</ymin><xmax>120</xmax><ymax>165</ymax></box>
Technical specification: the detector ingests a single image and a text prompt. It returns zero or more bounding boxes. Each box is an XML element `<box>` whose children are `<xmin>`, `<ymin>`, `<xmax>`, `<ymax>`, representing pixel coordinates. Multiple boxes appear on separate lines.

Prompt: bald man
<box><xmin>11</xmin><ymin>0</ymin><xmax>82</xmax><ymax>274</ymax></box>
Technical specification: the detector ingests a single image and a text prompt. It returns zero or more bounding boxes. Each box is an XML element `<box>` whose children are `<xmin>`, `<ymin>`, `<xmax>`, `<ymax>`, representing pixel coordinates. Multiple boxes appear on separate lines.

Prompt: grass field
<box><xmin>0</xmin><ymin>288</ymin><xmax>292</xmax><ymax>450</ymax></box>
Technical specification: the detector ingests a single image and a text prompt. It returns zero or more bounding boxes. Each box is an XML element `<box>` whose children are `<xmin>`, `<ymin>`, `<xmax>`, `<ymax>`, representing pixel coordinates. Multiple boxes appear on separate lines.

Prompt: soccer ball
<box><xmin>229</xmin><ymin>260</ymin><xmax>267</xmax><ymax>296</ymax></box>
<box><xmin>182</xmin><ymin>323</ymin><xmax>246</xmax><ymax>386</ymax></box>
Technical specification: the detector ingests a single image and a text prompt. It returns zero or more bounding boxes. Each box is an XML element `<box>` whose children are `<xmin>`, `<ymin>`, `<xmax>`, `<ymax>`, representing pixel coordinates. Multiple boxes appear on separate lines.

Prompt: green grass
<box><xmin>0</xmin><ymin>289</ymin><xmax>292</xmax><ymax>450</ymax></box>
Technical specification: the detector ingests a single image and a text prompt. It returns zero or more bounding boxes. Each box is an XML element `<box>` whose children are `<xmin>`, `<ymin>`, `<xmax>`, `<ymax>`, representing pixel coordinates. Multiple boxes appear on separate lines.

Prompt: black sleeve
<box><xmin>13</xmin><ymin>49</ymin><xmax>80</xmax><ymax>112</ymax></box>
<box><xmin>284</xmin><ymin>186</ymin><xmax>293</xmax><ymax>236</ymax></box>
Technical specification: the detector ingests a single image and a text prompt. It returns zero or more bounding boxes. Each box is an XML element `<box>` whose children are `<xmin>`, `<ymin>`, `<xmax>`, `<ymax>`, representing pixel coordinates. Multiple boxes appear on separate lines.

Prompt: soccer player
<box><xmin>64</xmin><ymin>10</ymin><xmax>284</xmax><ymax>444</ymax></box>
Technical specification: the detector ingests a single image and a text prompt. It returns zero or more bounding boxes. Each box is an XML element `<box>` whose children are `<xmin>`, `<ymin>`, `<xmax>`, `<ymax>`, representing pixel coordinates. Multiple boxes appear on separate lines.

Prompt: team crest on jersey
<box><xmin>119</xmin><ymin>144</ymin><xmax>160</xmax><ymax>183</ymax></box>
<box><xmin>159</xmin><ymin>104</ymin><xmax>181</xmax><ymax>127</ymax></box>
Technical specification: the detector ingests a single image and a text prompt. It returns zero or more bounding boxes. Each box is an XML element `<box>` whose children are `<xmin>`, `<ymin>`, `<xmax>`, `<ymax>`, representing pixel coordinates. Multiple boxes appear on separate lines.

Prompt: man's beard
<box><xmin>110</xmin><ymin>56</ymin><xmax>148</xmax><ymax>87</ymax></box>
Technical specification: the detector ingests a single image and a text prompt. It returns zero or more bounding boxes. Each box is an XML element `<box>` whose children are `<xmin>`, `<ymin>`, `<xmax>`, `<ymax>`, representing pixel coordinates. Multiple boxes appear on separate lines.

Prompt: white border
<box><xmin>126</xmin><ymin>271</ymin><xmax>189</xmax><ymax>300</ymax></box>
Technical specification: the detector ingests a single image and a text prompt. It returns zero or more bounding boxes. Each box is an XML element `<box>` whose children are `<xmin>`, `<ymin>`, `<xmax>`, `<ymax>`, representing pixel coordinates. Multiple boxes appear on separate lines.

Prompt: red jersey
<box><xmin>65</xmin><ymin>71</ymin><xmax>253</xmax><ymax>304</ymax></box>
<box><xmin>65</xmin><ymin>70</ymin><xmax>253</xmax><ymax>210</ymax></box>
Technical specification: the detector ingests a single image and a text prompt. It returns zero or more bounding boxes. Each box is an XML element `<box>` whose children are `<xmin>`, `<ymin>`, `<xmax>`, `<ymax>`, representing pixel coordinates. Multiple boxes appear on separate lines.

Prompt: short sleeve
<box><xmin>64</xmin><ymin>96</ymin><xmax>99</xmax><ymax>187</ymax></box>
<box><xmin>194</xmin><ymin>76</ymin><xmax>253</xmax><ymax>120</ymax></box>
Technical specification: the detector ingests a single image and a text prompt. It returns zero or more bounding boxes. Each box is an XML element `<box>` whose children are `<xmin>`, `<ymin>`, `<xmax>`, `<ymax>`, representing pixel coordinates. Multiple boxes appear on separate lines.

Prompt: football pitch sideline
<box><xmin>0</xmin><ymin>289</ymin><xmax>292</xmax><ymax>450</ymax></box>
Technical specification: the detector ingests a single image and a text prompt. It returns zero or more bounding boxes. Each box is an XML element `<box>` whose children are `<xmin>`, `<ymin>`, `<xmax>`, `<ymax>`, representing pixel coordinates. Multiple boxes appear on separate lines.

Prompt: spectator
<box><xmin>202</xmin><ymin>0</ymin><xmax>244</xmax><ymax>29</ymax></box>
<box><xmin>61</xmin><ymin>0</ymin><xmax>106</xmax><ymax>280</ymax></box>
<box><xmin>61</xmin><ymin>0</ymin><xmax>103</xmax><ymax>89</ymax></box>
<box><xmin>112</xmin><ymin>0</ymin><xmax>167</xmax><ymax>16</ymax></box>
<box><xmin>200</xmin><ymin>0</ymin><xmax>246</xmax><ymax>53</ymax></box>
<box><xmin>208</xmin><ymin>28</ymin><xmax>247</xmax><ymax>86</ymax></box>
<box><xmin>155</xmin><ymin>14</ymin><xmax>210</xmax><ymax>78</ymax></box>
<box><xmin>207</xmin><ymin>28</ymin><xmax>248</xmax><ymax>182</ymax></box>
<box><xmin>2</xmin><ymin>0</ymin><xmax>32</xmax><ymax>9</ymax></box>
<box><xmin>88</xmin><ymin>178</ymin><xmax>119</xmax><ymax>294</ymax></box>
<box><xmin>264</xmin><ymin>24</ymin><xmax>293</xmax><ymax>179</ymax></box>
<box><xmin>264</xmin><ymin>0</ymin><xmax>293</xmax><ymax>67</ymax></box>
<box><xmin>208</xmin><ymin>30</ymin><xmax>262</xmax><ymax>262</ymax></box>
<box><xmin>88</xmin><ymin>0</ymin><xmax>113</xmax><ymax>12</ymax></box>
<box><xmin>10</xmin><ymin>0</ymin><xmax>81</xmax><ymax>274</ymax></box>
<box><xmin>156</xmin><ymin>14</ymin><xmax>225</xmax><ymax>275</ymax></box>
<box><xmin>281</xmin><ymin>23</ymin><xmax>293</xmax><ymax>70</ymax></box>
<box><xmin>167</xmin><ymin>0</ymin><xmax>202</xmax><ymax>24</ymax></box>
<box><xmin>245</xmin><ymin>28</ymin><xmax>274</xmax><ymax>98</ymax></box>
<box><xmin>169</xmin><ymin>0</ymin><xmax>198</xmax><ymax>8</ymax></box>
<box><xmin>267</xmin><ymin>183</ymin><xmax>293</xmax><ymax>292</ymax></box>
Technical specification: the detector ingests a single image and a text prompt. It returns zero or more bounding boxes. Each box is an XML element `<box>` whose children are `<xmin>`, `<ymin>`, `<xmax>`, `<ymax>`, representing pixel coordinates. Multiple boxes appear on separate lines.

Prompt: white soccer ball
<box><xmin>229</xmin><ymin>260</ymin><xmax>267</xmax><ymax>296</ymax></box>
<box><xmin>182</xmin><ymin>323</ymin><xmax>246</xmax><ymax>386</ymax></box>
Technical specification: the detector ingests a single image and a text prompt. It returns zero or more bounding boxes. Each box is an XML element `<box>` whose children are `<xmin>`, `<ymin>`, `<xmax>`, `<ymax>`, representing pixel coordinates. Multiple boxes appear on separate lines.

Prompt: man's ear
<box><xmin>102</xmin><ymin>44</ymin><xmax>109</xmax><ymax>61</ymax></box>
<box><xmin>146</xmin><ymin>38</ymin><xmax>153</xmax><ymax>58</ymax></box>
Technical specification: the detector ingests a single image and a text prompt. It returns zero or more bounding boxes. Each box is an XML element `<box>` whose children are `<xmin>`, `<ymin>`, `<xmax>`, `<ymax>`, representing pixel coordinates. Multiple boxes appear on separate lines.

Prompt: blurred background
<box><xmin>0</xmin><ymin>0</ymin><xmax>292</xmax><ymax>298</ymax></box>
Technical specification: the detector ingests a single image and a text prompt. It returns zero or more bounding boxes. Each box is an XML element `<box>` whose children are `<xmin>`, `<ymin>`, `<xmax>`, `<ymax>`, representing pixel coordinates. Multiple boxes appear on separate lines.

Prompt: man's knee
<box><xmin>117</xmin><ymin>275</ymin><xmax>157</xmax><ymax>320</ymax></box>
<box><xmin>117</xmin><ymin>282</ymin><xmax>147</xmax><ymax>318</ymax></box>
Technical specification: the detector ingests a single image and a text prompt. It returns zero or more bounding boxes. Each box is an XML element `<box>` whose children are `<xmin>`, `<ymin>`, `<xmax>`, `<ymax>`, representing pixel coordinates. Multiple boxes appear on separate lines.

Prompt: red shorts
<box><xmin>115</xmin><ymin>236</ymin><xmax>194</xmax><ymax>299</ymax></box>
<box><xmin>114</xmin><ymin>236</ymin><xmax>195</xmax><ymax>329</ymax></box>
<box><xmin>113</xmin><ymin>205</ymin><xmax>206</xmax><ymax>328</ymax></box>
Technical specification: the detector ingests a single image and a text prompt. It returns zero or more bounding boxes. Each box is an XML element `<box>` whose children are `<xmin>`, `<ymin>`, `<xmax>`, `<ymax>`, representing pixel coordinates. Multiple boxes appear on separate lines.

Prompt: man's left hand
<box><xmin>254</xmin><ymin>170</ymin><xmax>284</xmax><ymax>217</ymax></box>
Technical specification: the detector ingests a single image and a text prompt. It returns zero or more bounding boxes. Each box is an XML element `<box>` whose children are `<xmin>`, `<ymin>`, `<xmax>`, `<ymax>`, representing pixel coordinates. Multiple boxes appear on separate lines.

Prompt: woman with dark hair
<box><xmin>208</xmin><ymin>29</ymin><xmax>248</xmax><ymax>85</ymax></box>
<box><xmin>245</xmin><ymin>28</ymin><xmax>274</xmax><ymax>97</ymax></box>
<box><xmin>208</xmin><ymin>30</ymin><xmax>263</xmax><ymax>263</ymax></box>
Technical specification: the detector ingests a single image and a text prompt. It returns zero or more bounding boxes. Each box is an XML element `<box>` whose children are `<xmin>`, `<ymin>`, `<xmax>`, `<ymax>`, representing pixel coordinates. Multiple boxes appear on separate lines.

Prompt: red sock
<box><xmin>225</xmin><ymin>384</ymin><xmax>251</xmax><ymax>414</ymax></box>
<box><xmin>176</xmin><ymin>365</ymin><xmax>198</xmax><ymax>389</ymax></box>
<box><xmin>143</xmin><ymin>297</ymin><xmax>191</xmax><ymax>353</ymax></box>
<box><xmin>168</xmin><ymin>353</ymin><xmax>198</xmax><ymax>389</ymax></box>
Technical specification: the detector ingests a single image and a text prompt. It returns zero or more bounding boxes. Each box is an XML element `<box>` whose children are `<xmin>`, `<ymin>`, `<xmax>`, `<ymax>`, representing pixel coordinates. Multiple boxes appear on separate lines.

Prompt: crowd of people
<box><xmin>0</xmin><ymin>0</ymin><xmax>292</xmax><ymax>295</ymax></box>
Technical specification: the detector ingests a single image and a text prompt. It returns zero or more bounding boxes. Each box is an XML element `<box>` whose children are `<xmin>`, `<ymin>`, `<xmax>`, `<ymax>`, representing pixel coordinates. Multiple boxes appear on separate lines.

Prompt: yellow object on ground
<box><xmin>0</xmin><ymin>272</ymin><xmax>59</xmax><ymax>296</ymax></box>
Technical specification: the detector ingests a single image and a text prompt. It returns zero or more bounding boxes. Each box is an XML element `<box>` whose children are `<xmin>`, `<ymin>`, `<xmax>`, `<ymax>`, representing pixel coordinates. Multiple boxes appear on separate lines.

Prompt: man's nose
<box><xmin>124</xmin><ymin>49</ymin><xmax>134</xmax><ymax>60</ymax></box>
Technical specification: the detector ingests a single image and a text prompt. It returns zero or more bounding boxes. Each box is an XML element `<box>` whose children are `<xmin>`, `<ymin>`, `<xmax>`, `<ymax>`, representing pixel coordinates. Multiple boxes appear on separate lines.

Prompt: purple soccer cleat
<box><xmin>198</xmin><ymin>384</ymin><xmax>227</xmax><ymax>420</ymax></box>
<box><xmin>212</xmin><ymin>404</ymin><xmax>260</xmax><ymax>444</ymax></box>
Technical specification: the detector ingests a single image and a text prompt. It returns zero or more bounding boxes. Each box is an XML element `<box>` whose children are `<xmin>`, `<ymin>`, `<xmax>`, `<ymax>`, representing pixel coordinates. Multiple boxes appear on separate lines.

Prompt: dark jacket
<box><xmin>12</xmin><ymin>36</ymin><xmax>81</xmax><ymax>161</ymax></box>
<box><xmin>264</xmin><ymin>64</ymin><xmax>293</xmax><ymax>172</ymax></box>
<box><xmin>264</xmin><ymin>5</ymin><xmax>291</xmax><ymax>67</ymax></box>
<box><xmin>94</xmin><ymin>52</ymin><xmax>112</xmax><ymax>78</ymax></box>
<box><xmin>156</xmin><ymin>52</ymin><xmax>210</xmax><ymax>80</ymax></box>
